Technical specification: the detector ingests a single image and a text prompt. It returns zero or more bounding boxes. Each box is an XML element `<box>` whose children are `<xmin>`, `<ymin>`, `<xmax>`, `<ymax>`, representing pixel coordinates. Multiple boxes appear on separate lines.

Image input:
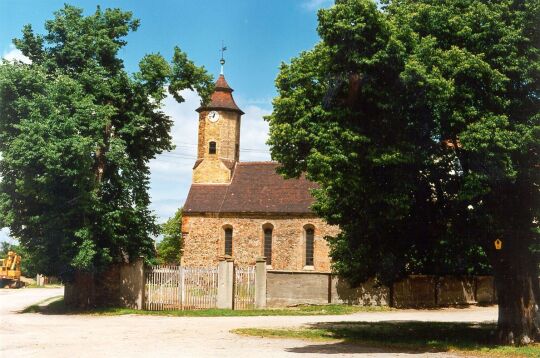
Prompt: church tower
<box><xmin>192</xmin><ymin>73</ymin><xmax>244</xmax><ymax>184</ymax></box>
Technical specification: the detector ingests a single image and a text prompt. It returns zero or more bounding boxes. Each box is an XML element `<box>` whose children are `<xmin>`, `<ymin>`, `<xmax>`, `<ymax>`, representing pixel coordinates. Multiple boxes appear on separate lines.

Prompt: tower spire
<box><xmin>220</xmin><ymin>42</ymin><xmax>227</xmax><ymax>75</ymax></box>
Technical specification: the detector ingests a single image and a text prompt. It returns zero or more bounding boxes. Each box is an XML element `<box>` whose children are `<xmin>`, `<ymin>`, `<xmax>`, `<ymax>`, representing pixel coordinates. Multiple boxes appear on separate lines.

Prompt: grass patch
<box><xmin>25</xmin><ymin>284</ymin><xmax>63</xmax><ymax>289</ymax></box>
<box><xmin>21</xmin><ymin>295</ymin><xmax>63</xmax><ymax>313</ymax></box>
<box><xmin>102</xmin><ymin>304</ymin><xmax>390</xmax><ymax>317</ymax></box>
<box><xmin>22</xmin><ymin>298</ymin><xmax>391</xmax><ymax>316</ymax></box>
<box><xmin>232</xmin><ymin>322</ymin><xmax>540</xmax><ymax>357</ymax></box>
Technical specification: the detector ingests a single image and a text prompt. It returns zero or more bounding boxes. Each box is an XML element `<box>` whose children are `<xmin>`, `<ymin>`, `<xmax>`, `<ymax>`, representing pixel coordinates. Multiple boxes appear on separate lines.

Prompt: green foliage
<box><xmin>156</xmin><ymin>208</ymin><xmax>183</xmax><ymax>265</ymax></box>
<box><xmin>267</xmin><ymin>0</ymin><xmax>538</xmax><ymax>286</ymax></box>
<box><xmin>0</xmin><ymin>5</ymin><xmax>214</xmax><ymax>280</ymax></box>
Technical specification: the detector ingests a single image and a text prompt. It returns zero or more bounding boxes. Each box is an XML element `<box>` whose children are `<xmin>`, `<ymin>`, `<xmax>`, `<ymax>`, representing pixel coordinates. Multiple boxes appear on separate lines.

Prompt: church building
<box><xmin>181</xmin><ymin>73</ymin><xmax>339</xmax><ymax>272</ymax></box>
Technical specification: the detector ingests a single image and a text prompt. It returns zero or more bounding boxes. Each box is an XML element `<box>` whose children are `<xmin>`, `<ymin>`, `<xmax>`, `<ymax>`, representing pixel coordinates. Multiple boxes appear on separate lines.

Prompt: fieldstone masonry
<box><xmin>182</xmin><ymin>214</ymin><xmax>340</xmax><ymax>272</ymax></box>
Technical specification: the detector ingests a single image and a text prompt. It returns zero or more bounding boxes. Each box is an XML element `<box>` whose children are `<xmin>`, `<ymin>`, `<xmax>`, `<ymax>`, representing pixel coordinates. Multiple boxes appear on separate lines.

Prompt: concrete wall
<box><xmin>266</xmin><ymin>271</ymin><xmax>389</xmax><ymax>307</ymax></box>
<box><xmin>64</xmin><ymin>271</ymin><xmax>96</xmax><ymax>308</ymax></box>
<box><xmin>331</xmin><ymin>277</ymin><xmax>389</xmax><ymax>306</ymax></box>
<box><xmin>392</xmin><ymin>276</ymin><xmax>496</xmax><ymax>308</ymax></box>
<box><xmin>64</xmin><ymin>258</ymin><xmax>144</xmax><ymax>309</ymax></box>
<box><xmin>267</xmin><ymin>270</ymin><xmax>331</xmax><ymax>307</ymax></box>
<box><xmin>183</xmin><ymin>214</ymin><xmax>340</xmax><ymax>272</ymax></box>
<box><xmin>437</xmin><ymin>276</ymin><xmax>475</xmax><ymax>306</ymax></box>
<box><xmin>265</xmin><ymin>272</ymin><xmax>498</xmax><ymax>308</ymax></box>
<box><xmin>475</xmin><ymin>276</ymin><xmax>496</xmax><ymax>304</ymax></box>
<box><xmin>393</xmin><ymin>275</ymin><xmax>437</xmax><ymax>308</ymax></box>
<box><xmin>119</xmin><ymin>259</ymin><xmax>145</xmax><ymax>309</ymax></box>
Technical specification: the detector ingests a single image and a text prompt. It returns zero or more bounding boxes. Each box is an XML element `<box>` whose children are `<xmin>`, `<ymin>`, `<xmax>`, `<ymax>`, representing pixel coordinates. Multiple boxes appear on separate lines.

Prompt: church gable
<box><xmin>192</xmin><ymin>157</ymin><xmax>232</xmax><ymax>183</ymax></box>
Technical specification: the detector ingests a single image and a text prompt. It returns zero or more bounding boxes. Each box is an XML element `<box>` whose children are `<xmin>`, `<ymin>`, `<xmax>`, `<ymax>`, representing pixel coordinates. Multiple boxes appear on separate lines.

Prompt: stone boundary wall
<box><xmin>266</xmin><ymin>271</ymin><xmax>498</xmax><ymax>308</ymax></box>
<box><xmin>64</xmin><ymin>260</ymin><xmax>504</xmax><ymax>310</ymax></box>
<box><xmin>64</xmin><ymin>258</ymin><xmax>144</xmax><ymax>309</ymax></box>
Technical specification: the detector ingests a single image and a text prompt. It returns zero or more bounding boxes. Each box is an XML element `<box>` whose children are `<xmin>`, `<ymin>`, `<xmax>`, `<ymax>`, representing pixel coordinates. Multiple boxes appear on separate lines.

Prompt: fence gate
<box><xmin>145</xmin><ymin>265</ymin><xmax>180</xmax><ymax>310</ymax></box>
<box><xmin>234</xmin><ymin>266</ymin><xmax>256</xmax><ymax>310</ymax></box>
<box><xmin>182</xmin><ymin>267</ymin><xmax>218</xmax><ymax>310</ymax></box>
<box><xmin>145</xmin><ymin>265</ymin><xmax>218</xmax><ymax>310</ymax></box>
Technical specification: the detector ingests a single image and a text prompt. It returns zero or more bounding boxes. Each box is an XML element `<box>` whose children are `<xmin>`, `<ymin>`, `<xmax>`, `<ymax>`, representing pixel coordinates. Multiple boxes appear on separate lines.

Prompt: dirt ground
<box><xmin>0</xmin><ymin>288</ymin><xmax>497</xmax><ymax>358</ymax></box>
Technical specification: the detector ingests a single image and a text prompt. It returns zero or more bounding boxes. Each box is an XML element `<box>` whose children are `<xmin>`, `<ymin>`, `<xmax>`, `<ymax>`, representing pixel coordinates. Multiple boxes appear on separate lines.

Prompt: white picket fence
<box><xmin>234</xmin><ymin>266</ymin><xmax>256</xmax><ymax>310</ymax></box>
<box><xmin>145</xmin><ymin>265</ymin><xmax>218</xmax><ymax>311</ymax></box>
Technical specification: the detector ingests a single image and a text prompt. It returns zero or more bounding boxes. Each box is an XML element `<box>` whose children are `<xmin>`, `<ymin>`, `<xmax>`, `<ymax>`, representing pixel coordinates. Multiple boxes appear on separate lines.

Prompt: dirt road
<box><xmin>0</xmin><ymin>288</ymin><xmax>497</xmax><ymax>358</ymax></box>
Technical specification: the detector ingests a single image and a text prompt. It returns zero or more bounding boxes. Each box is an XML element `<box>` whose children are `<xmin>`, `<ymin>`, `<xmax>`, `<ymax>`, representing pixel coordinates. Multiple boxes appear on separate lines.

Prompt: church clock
<box><xmin>207</xmin><ymin>110</ymin><xmax>220</xmax><ymax>122</ymax></box>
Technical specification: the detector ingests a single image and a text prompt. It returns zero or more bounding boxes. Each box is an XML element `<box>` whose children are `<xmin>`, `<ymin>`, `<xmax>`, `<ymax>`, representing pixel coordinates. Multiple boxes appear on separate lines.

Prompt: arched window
<box><xmin>209</xmin><ymin>141</ymin><xmax>217</xmax><ymax>154</ymax></box>
<box><xmin>305</xmin><ymin>227</ymin><xmax>314</xmax><ymax>266</ymax></box>
<box><xmin>224</xmin><ymin>227</ymin><xmax>233</xmax><ymax>256</ymax></box>
<box><xmin>263</xmin><ymin>225</ymin><xmax>273</xmax><ymax>265</ymax></box>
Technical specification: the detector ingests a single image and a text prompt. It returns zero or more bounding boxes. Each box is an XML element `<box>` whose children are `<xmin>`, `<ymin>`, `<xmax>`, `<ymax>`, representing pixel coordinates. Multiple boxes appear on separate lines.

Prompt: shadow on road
<box><xmin>286</xmin><ymin>341</ymin><xmax>417</xmax><ymax>355</ymax></box>
<box><xmin>276</xmin><ymin>320</ymin><xmax>503</xmax><ymax>355</ymax></box>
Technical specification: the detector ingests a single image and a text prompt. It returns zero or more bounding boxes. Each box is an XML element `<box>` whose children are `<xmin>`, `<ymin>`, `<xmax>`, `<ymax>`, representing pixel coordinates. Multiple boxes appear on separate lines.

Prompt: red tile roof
<box><xmin>184</xmin><ymin>162</ymin><xmax>317</xmax><ymax>214</ymax></box>
<box><xmin>215</xmin><ymin>74</ymin><xmax>232</xmax><ymax>91</ymax></box>
<box><xmin>183</xmin><ymin>184</ymin><xmax>229</xmax><ymax>213</ymax></box>
<box><xmin>196</xmin><ymin>75</ymin><xmax>244</xmax><ymax>114</ymax></box>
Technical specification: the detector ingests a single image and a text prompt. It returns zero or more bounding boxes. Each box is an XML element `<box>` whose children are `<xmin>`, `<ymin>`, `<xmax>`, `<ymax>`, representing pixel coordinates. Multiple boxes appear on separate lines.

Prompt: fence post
<box><xmin>255</xmin><ymin>257</ymin><xmax>267</xmax><ymax>309</ymax></box>
<box><xmin>217</xmin><ymin>256</ymin><xmax>234</xmax><ymax>309</ymax></box>
<box><xmin>134</xmin><ymin>257</ymin><xmax>145</xmax><ymax>310</ymax></box>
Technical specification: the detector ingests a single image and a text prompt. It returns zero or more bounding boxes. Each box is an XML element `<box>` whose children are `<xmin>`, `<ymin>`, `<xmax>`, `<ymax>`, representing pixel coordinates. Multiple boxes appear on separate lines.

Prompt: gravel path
<box><xmin>0</xmin><ymin>288</ymin><xmax>497</xmax><ymax>358</ymax></box>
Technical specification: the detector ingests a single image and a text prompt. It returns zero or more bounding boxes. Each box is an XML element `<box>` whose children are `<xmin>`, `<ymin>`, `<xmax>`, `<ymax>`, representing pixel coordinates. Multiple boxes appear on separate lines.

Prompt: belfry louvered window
<box><xmin>264</xmin><ymin>228</ymin><xmax>272</xmax><ymax>265</ymax></box>
<box><xmin>224</xmin><ymin>227</ymin><xmax>233</xmax><ymax>256</ymax></box>
<box><xmin>305</xmin><ymin>228</ymin><xmax>314</xmax><ymax>266</ymax></box>
<box><xmin>209</xmin><ymin>141</ymin><xmax>217</xmax><ymax>154</ymax></box>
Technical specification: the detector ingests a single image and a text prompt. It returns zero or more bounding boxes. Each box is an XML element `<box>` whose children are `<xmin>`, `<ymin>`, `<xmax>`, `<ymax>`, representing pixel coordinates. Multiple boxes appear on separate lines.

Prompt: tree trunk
<box><xmin>491</xmin><ymin>243</ymin><xmax>540</xmax><ymax>345</ymax></box>
<box><xmin>94</xmin><ymin>122</ymin><xmax>112</xmax><ymax>186</ymax></box>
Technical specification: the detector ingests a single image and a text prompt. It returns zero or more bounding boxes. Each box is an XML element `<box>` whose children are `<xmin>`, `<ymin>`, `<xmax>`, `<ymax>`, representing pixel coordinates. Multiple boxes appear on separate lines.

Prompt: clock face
<box><xmin>208</xmin><ymin>111</ymin><xmax>219</xmax><ymax>122</ymax></box>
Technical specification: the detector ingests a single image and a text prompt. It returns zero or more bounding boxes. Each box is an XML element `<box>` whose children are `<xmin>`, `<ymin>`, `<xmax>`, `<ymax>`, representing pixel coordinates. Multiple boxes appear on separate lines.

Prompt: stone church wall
<box><xmin>193</xmin><ymin>158</ymin><xmax>231</xmax><ymax>183</ymax></box>
<box><xmin>182</xmin><ymin>214</ymin><xmax>340</xmax><ymax>272</ymax></box>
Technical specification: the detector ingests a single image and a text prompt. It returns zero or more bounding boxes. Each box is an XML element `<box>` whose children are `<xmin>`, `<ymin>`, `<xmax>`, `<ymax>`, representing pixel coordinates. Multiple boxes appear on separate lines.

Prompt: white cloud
<box><xmin>148</xmin><ymin>90</ymin><xmax>271</xmax><ymax>223</ymax></box>
<box><xmin>149</xmin><ymin>90</ymin><xmax>200</xmax><ymax>223</ymax></box>
<box><xmin>2</xmin><ymin>45</ymin><xmax>31</xmax><ymax>64</ymax></box>
<box><xmin>302</xmin><ymin>0</ymin><xmax>333</xmax><ymax>11</ymax></box>
<box><xmin>239</xmin><ymin>105</ymin><xmax>272</xmax><ymax>162</ymax></box>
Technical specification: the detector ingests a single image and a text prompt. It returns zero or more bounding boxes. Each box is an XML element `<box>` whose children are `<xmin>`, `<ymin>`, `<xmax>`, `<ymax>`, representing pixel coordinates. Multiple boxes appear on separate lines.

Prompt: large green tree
<box><xmin>156</xmin><ymin>208</ymin><xmax>183</xmax><ymax>265</ymax></box>
<box><xmin>0</xmin><ymin>5</ymin><xmax>213</xmax><ymax>280</ymax></box>
<box><xmin>267</xmin><ymin>0</ymin><xmax>539</xmax><ymax>344</ymax></box>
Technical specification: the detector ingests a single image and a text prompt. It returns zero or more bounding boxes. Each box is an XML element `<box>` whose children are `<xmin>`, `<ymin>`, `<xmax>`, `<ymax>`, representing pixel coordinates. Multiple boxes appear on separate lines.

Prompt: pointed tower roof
<box><xmin>196</xmin><ymin>74</ymin><xmax>244</xmax><ymax>114</ymax></box>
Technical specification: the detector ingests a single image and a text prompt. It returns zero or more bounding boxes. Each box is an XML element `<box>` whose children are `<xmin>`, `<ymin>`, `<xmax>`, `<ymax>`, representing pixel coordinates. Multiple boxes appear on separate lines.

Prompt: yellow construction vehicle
<box><xmin>0</xmin><ymin>251</ymin><xmax>22</xmax><ymax>288</ymax></box>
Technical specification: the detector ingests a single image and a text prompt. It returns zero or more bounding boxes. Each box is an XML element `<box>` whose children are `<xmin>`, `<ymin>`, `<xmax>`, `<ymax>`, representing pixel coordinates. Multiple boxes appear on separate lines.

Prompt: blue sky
<box><xmin>0</xmin><ymin>0</ymin><xmax>333</xmax><ymax>243</ymax></box>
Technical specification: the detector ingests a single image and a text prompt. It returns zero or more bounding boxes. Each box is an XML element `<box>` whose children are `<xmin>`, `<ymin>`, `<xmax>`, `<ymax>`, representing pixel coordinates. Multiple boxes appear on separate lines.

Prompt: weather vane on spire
<box><xmin>220</xmin><ymin>41</ymin><xmax>227</xmax><ymax>75</ymax></box>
